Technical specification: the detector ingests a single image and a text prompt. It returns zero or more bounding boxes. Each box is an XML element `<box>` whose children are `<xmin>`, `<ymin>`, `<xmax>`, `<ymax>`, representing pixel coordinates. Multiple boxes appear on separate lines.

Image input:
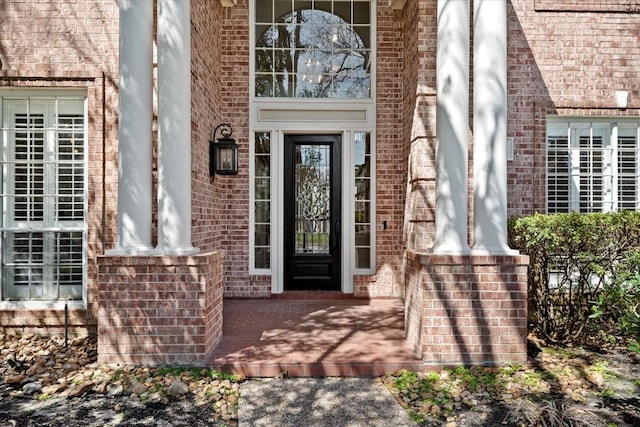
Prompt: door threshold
<box><xmin>273</xmin><ymin>291</ymin><xmax>361</xmax><ymax>300</ymax></box>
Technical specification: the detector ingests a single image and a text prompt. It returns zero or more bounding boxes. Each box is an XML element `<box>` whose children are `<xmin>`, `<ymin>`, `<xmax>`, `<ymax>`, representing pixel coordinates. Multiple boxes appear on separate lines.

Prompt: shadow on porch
<box><xmin>207</xmin><ymin>293</ymin><xmax>426</xmax><ymax>377</ymax></box>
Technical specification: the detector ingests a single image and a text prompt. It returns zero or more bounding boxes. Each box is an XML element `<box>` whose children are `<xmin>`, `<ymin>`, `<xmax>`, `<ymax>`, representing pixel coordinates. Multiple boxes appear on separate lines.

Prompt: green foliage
<box><xmin>509</xmin><ymin>211</ymin><xmax>640</xmax><ymax>345</ymax></box>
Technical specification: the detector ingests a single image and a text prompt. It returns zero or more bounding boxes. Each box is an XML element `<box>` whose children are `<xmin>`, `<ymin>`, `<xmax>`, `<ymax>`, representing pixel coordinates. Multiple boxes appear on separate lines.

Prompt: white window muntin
<box><xmin>250</xmin><ymin>130</ymin><xmax>273</xmax><ymax>274</ymax></box>
<box><xmin>253</xmin><ymin>0</ymin><xmax>372</xmax><ymax>99</ymax></box>
<box><xmin>250</xmin><ymin>0</ymin><xmax>377</xmax><ymax>101</ymax></box>
<box><xmin>616</xmin><ymin>123</ymin><xmax>640</xmax><ymax>211</ymax></box>
<box><xmin>0</xmin><ymin>92</ymin><xmax>87</xmax><ymax>304</ymax></box>
<box><xmin>546</xmin><ymin>118</ymin><xmax>640</xmax><ymax>213</ymax></box>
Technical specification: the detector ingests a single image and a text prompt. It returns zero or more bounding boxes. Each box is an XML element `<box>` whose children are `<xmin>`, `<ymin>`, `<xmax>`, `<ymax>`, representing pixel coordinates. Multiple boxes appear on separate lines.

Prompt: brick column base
<box><xmin>97</xmin><ymin>251</ymin><xmax>224</xmax><ymax>366</ymax></box>
<box><xmin>405</xmin><ymin>252</ymin><xmax>529</xmax><ymax>365</ymax></box>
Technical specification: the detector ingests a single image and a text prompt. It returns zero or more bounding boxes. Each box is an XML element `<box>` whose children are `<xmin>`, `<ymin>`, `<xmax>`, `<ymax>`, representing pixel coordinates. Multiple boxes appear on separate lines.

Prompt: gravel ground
<box><xmin>239</xmin><ymin>377</ymin><xmax>417</xmax><ymax>427</ymax></box>
<box><xmin>1</xmin><ymin>333</ymin><xmax>639</xmax><ymax>426</ymax></box>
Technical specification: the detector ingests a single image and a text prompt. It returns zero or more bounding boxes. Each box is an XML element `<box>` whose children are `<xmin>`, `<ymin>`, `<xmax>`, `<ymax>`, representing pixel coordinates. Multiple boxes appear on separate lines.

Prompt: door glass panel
<box><xmin>295</xmin><ymin>144</ymin><xmax>331</xmax><ymax>254</ymax></box>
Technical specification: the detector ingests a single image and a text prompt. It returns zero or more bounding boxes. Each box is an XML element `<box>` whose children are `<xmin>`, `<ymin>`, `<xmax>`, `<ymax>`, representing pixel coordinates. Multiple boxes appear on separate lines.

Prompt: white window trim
<box><xmin>250</xmin><ymin>0</ymin><xmax>376</xmax><ymax>101</ymax></box>
<box><xmin>0</xmin><ymin>89</ymin><xmax>88</xmax><ymax>308</ymax></box>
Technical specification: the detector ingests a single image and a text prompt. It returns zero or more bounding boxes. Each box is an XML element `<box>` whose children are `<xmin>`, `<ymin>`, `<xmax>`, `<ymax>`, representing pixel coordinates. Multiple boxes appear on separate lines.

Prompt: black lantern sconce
<box><xmin>209</xmin><ymin>123</ymin><xmax>238</xmax><ymax>182</ymax></box>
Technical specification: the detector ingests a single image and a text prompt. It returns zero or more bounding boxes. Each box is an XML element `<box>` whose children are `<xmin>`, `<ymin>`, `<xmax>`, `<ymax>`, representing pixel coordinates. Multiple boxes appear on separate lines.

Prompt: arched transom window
<box><xmin>254</xmin><ymin>0</ymin><xmax>371</xmax><ymax>98</ymax></box>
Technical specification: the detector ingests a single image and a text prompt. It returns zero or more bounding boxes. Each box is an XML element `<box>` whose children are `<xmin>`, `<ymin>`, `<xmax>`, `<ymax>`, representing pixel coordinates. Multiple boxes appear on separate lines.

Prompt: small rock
<box><xmin>107</xmin><ymin>382</ymin><xmax>124</xmax><ymax>396</ymax></box>
<box><xmin>167</xmin><ymin>380</ymin><xmax>189</xmax><ymax>396</ymax></box>
<box><xmin>41</xmin><ymin>384</ymin><xmax>62</xmax><ymax>395</ymax></box>
<box><xmin>148</xmin><ymin>392</ymin><xmax>163</xmax><ymax>403</ymax></box>
<box><xmin>26</xmin><ymin>362</ymin><xmax>43</xmax><ymax>376</ymax></box>
<box><xmin>22</xmin><ymin>381</ymin><xmax>43</xmax><ymax>395</ymax></box>
<box><xmin>130</xmin><ymin>382</ymin><xmax>148</xmax><ymax>396</ymax></box>
<box><xmin>62</xmin><ymin>381</ymin><xmax>94</xmax><ymax>397</ymax></box>
<box><xmin>63</xmin><ymin>363</ymin><xmax>80</xmax><ymax>373</ymax></box>
<box><xmin>431</xmin><ymin>405</ymin><xmax>442</xmax><ymax>417</ymax></box>
<box><xmin>4</xmin><ymin>374</ymin><xmax>26</xmax><ymax>385</ymax></box>
<box><xmin>93</xmin><ymin>381</ymin><xmax>108</xmax><ymax>394</ymax></box>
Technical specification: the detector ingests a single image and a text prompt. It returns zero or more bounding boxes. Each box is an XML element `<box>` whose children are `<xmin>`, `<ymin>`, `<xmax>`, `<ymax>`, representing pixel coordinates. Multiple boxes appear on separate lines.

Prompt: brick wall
<box><xmin>191</xmin><ymin>0</ymin><xmax>226</xmax><ymax>252</ymax></box>
<box><xmin>218</xmin><ymin>1</ymin><xmax>259</xmax><ymax>296</ymax></box>
<box><xmin>0</xmin><ymin>0</ymin><xmax>119</xmax><ymax>333</ymax></box>
<box><xmin>364</xmin><ymin>1</ymin><xmax>406</xmax><ymax>297</ymax></box>
<box><xmin>507</xmin><ymin>0</ymin><xmax>640</xmax><ymax>215</ymax></box>
<box><xmin>96</xmin><ymin>252</ymin><xmax>224</xmax><ymax>366</ymax></box>
<box><xmin>405</xmin><ymin>252</ymin><xmax>529</xmax><ymax>365</ymax></box>
<box><xmin>534</xmin><ymin>0</ymin><xmax>640</xmax><ymax>13</ymax></box>
<box><xmin>401</xmin><ymin>0</ymin><xmax>437</xmax><ymax>254</ymax></box>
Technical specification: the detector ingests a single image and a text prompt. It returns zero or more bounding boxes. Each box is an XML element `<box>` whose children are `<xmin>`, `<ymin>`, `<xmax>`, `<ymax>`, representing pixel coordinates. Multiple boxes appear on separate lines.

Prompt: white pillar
<box><xmin>112</xmin><ymin>0</ymin><xmax>154</xmax><ymax>254</ymax></box>
<box><xmin>472</xmin><ymin>0</ymin><xmax>513</xmax><ymax>254</ymax></box>
<box><xmin>433</xmin><ymin>0</ymin><xmax>470</xmax><ymax>254</ymax></box>
<box><xmin>156</xmin><ymin>0</ymin><xmax>198</xmax><ymax>254</ymax></box>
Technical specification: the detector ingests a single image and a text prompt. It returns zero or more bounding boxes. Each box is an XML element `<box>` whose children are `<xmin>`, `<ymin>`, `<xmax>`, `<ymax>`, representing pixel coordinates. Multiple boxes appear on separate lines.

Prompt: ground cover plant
<box><xmin>381</xmin><ymin>342</ymin><xmax>640</xmax><ymax>426</ymax></box>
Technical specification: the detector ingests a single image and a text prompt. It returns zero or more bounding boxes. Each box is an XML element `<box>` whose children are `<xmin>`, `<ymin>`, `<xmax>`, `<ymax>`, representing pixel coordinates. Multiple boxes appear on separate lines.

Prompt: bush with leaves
<box><xmin>509</xmin><ymin>211</ymin><xmax>640</xmax><ymax>346</ymax></box>
<box><xmin>589</xmin><ymin>249</ymin><xmax>640</xmax><ymax>341</ymax></box>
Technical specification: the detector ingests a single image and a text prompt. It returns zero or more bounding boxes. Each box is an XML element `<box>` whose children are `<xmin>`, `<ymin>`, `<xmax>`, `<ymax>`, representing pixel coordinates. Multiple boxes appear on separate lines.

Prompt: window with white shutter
<box><xmin>546</xmin><ymin>119</ymin><xmax>640</xmax><ymax>213</ymax></box>
<box><xmin>1</xmin><ymin>93</ymin><xmax>87</xmax><ymax>301</ymax></box>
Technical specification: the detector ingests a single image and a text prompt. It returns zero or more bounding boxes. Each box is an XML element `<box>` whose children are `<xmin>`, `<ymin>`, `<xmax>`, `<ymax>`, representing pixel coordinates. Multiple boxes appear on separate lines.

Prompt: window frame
<box><xmin>253</xmin><ymin>0</ymin><xmax>373</xmax><ymax>99</ymax></box>
<box><xmin>546</xmin><ymin>118</ymin><xmax>640</xmax><ymax>213</ymax></box>
<box><xmin>0</xmin><ymin>89</ymin><xmax>88</xmax><ymax>308</ymax></box>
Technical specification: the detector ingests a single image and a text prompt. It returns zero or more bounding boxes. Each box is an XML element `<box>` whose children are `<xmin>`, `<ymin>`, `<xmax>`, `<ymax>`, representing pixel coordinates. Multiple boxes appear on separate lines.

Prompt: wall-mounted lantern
<box><xmin>210</xmin><ymin>123</ymin><xmax>238</xmax><ymax>182</ymax></box>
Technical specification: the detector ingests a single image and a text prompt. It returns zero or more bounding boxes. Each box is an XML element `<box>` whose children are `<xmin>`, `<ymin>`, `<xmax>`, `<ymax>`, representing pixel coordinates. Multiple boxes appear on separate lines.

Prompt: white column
<box><xmin>156</xmin><ymin>0</ymin><xmax>198</xmax><ymax>254</ymax></box>
<box><xmin>472</xmin><ymin>0</ymin><xmax>513</xmax><ymax>254</ymax></box>
<box><xmin>111</xmin><ymin>0</ymin><xmax>154</xmax><ymax>254</ymax></box>
<box><xmin>433</xmin><ymin>0</ymin><xmax>470</xmax><ymax>254</ymax></box>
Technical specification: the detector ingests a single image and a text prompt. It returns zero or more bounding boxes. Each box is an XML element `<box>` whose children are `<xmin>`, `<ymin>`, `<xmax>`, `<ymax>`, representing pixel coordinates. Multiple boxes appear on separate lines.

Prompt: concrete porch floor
<box><xmin>208</xmin><ymin>292</ymin><xmax>426</xmax><ymax>377</ymax></box>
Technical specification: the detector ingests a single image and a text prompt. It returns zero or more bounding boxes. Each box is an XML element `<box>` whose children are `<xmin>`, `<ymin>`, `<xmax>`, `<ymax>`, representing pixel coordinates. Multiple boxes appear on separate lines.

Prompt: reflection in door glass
<box><xmin>295</xmin><ymin>145</ymin><xmax>331</xmax><ymax>254</ymax></box>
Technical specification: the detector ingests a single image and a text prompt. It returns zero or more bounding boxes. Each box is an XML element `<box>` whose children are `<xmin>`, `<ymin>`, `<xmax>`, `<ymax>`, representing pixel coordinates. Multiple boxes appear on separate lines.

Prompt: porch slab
<box><xmin>208</xmin><ymin>294</ymin><xmax>426</xmax><ymax>377</ymax></box>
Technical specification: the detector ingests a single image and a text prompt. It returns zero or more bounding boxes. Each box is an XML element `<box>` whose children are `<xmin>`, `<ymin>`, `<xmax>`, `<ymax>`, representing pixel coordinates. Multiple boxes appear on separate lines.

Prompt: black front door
<box><xmin>284</xmin><ymin>134</ymin><xmax>341</xmax><ymax>291</ymax></box>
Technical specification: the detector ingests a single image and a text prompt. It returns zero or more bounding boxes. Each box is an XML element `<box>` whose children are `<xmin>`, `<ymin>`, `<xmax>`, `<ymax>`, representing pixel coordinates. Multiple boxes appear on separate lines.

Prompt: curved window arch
<box><xmin>255</xmin><ymin>1</ymin><xmax>371</xmax><ymax>98</ymax></box>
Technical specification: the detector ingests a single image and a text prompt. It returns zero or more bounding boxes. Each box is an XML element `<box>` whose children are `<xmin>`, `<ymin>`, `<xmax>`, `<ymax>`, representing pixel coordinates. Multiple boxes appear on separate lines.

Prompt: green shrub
<box><xmin>509</xmin><ymin>211</ymin><xmax>640</xmax><ymax>345</ymax></box>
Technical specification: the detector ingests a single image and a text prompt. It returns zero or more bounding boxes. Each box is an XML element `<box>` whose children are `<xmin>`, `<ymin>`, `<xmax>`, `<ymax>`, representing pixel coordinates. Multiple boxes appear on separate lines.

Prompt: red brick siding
<box><xmin>405</xmin><ymin>252</ymin><xmax>529</xmax><ymax>365</ymax></box>
<box><xmin>191</xmin><ymin>0</ymin><xmax>226</xmax><ymax>252</ymax></box>
<box><xmin>534</xmin><ymin>0</ymin><xmax>640</xmax><ymax>13</ymax></box>
<box><xmin>401</xmin><ymin>0</ymin><xmax>437</xmax><ymax>255</ymax></box>
<box><xmin>357</xmin><ymin>2</ymin><xmax>406</xmax><ymax>297</ymax></box>
<box><xmin>0</xmin><ymin>0</ymin><xmax>119</xmax><ymax>332</ymax></box>
<box><xmin>218</xmin><ymin>1</ymin><xmax>260</xmax><ymax>297</ymax></box>
<box><xmin>508</xmin><ymin>0</ymin><xmax>640</xmax><ymax>215</ymax></box>
<box><xmin>96</xmin><ymin>252</ymin><xmax>224</xmax><ymax>366</ymax></box>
